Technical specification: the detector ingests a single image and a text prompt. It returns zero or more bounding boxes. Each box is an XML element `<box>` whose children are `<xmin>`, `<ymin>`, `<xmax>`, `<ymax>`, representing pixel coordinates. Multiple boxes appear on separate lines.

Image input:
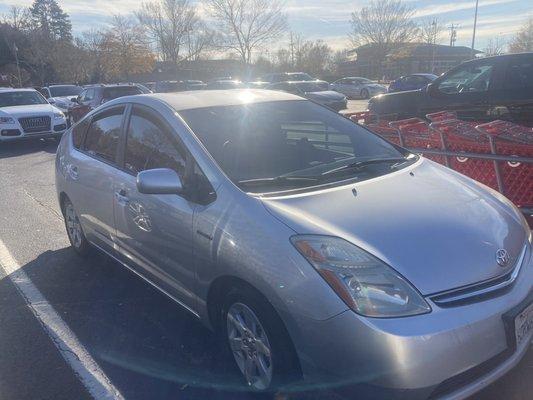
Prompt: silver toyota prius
<box><xmin>56</xmin><ymin>90</ymin><xmax>532</xmax><ymax>399</ymax></box>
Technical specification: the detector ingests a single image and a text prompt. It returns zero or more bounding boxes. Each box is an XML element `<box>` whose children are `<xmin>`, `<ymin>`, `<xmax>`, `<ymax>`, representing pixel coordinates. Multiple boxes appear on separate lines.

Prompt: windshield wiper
<box><xmin>238</xmin><ymin>176</ymin><xmax>319</xmax><ymax>187</ymax></box>
<box><xmin>321</xmin><ymin>157</ymin><xmax>411</xmax><ymax>176</ymax></box>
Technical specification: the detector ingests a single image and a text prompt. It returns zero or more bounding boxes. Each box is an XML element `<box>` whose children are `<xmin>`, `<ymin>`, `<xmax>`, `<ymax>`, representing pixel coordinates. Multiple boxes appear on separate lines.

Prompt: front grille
<box><xmin>429</xmin><ymin>243</ymin><xmax>528</xmax><ymax>307</ymax></box>
<box><xmin>18</xmin><ymin>116</ymin><xmax>51</xmax><ymax>133</ymax></box>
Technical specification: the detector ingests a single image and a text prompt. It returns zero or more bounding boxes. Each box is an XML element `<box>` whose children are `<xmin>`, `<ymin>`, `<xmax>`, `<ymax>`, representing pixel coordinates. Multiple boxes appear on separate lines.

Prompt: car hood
<box><xmin>0</xmin><ymin>103</ymin><xmax>59</xmax><ymax>117</ymax></box>
<box><xmin>261</xmin><ymin>159</ymin><xmax>528</xmax><ymax>295</ymax></box>
<box><xmin>49</xmin><ymin>96</ymin><xmax>77</xmax><ymax>106</ymax></box>
<box><xmin>305</xmin><ymin>90</ymin><xmax>346</xmax><ymax>101</ymax></box>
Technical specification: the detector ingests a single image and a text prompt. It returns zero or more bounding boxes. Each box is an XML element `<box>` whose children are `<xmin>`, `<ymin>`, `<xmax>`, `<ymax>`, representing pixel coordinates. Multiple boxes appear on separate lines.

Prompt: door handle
<box><xmin>115</xmin><ymin>189</ymin><xmax>129</xmax><ymax>205</ymax></box>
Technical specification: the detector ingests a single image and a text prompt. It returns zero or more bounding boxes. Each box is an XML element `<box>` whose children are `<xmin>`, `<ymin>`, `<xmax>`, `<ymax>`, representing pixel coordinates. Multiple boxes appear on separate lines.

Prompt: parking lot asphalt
<box><xmin>0</xmin><ymin>139</ymin><xmax>531</xmax><ymax>400</ymax></box>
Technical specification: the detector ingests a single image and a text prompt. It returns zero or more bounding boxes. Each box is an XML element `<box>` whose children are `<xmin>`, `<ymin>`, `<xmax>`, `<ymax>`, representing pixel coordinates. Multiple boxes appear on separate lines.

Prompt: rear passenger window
<box><xmin>83</xmin><ymin>107</ymin><xmax>124</xmax><ymax>163</ymax></box>
<box><xmin>72</xmin><ymin>118</ymin><xmax>90</xmax><ymax>149</ymax></box>
<box><xmin>124</xmin><ymin>106</ymin><xmax>185</xmax><ymax>176</ymax></box>
<box><xmin>503</xmin><ymin>57</ymin><xmax>533</xmax><ymax>89</ymax></box>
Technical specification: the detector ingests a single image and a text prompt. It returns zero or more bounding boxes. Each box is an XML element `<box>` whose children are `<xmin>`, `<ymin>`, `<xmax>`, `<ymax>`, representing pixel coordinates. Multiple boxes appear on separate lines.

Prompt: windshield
<box><xmin>103</xmin><ymin>86</ymin><xmax>142</xmax><ymax>99</ymax></box>
<box><xmin>0</xmin><ymin>91</ymin><xmax>48</xmax><ymax>107</ymax></box>
<box><xmin>49</xmin><ymin>85</ymin><xmax>82</xmax><ymax>97</ymax></box>
<box><xmin>294</xmin><ymin>82</ymin><xmax>328</xmax><ymax>92</ymax></box>
<box><xmin>180</xmin><ymin>100</ymin><xmax>409</xmax><ymax>192</ymax></box>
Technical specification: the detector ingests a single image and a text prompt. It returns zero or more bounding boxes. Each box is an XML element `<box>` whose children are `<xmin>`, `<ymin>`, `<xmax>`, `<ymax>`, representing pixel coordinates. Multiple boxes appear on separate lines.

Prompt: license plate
<box><xmin>515</xmin><ymin>302</ymin><xmax>533</xmax><ymax>349</ymax></box>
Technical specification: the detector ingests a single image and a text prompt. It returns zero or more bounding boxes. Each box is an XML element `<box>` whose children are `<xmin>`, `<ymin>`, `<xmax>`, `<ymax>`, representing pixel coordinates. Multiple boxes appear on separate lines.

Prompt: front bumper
<box><xmin>0</xmin><ymin>121</ymin><xmax>67</xmax><ymax>142</ymax></box>
<box><xmin>285</xmin><ymin>245</ymin><xmax>532</xmax><ymax>399</ymax></box>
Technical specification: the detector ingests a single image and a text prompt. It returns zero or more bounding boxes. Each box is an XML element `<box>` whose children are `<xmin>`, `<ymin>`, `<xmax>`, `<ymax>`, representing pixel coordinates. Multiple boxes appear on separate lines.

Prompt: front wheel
<box><xmin>222</xmin><ymin>287</ymin><xmax>300</xmax><ymax>391</ymax></box>
<box><xmin>62</xmin><ymin>197</ymin><xmax>91</xmax><ymax>257</ymax></box>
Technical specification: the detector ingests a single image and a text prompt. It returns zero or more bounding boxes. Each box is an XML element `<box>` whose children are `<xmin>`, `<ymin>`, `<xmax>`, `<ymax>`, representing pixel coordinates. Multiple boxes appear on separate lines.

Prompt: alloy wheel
<box><xmin>227</xmin><ymin>302</ymin><xmax>273</xmax><ymax>390</ymax></box>
<box><xmin>65</xmin><ymin>202</ymin><xmax>83</xmax><ymax>249</ymax></box>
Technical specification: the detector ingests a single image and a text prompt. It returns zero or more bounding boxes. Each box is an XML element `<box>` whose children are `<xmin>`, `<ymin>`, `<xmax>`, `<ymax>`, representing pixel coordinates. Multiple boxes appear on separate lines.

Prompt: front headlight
<box><xmin>54</xmin><ymin>112</ymin><xmax>65</xmax><ymax>120</ymax></box>
<box><xmin>291</xmin><ymin>235</ymin><xmax>431</xmax><ymax>317</ymax></box>
<box><xmin>0</xmin><ymin>116</ymin><xmax>15</xmax><ymax>124</ymax></box>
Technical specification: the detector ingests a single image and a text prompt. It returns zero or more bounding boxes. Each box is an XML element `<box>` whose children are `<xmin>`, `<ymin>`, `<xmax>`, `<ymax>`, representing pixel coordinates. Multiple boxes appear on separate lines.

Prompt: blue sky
<box><xmin>1</xmin><ymin>0</ymin><xmax>531</xmax><ymax>52</ymax></box>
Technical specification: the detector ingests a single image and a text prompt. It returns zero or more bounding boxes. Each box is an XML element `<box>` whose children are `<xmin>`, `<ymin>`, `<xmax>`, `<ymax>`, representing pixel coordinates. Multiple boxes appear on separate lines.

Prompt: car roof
<box><xmin>113</xmin><ymin>89</ymin><xmax>303</xmax><ymax>111</ymax></box>
<box><xmin>410</xmin><ymin>73</ymin><xmax>437</xmax><ymax>78</ymax></box>
<box><xmin>0</xmin><ymin>88</ymin><xmax>38</xmax><ymax>93</ymax></box>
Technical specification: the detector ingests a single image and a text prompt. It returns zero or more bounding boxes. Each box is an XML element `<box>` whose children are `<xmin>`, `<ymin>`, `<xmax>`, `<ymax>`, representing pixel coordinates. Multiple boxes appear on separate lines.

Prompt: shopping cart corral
<box><xmin>345</xmin><ymin>111</ymin><xmax>533</xmax><ymax>227</ymax></box>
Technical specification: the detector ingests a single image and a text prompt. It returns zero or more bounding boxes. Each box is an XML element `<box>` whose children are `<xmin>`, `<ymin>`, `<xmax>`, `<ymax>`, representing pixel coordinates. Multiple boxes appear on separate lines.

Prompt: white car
<box><xmin>0</xmin><ymin>88</ymin><xmax>68</xmax><ymax>142</ymax></box>
<box><xmin>39</xmin><ymin>84</ymin><xmax>82</xmax><ymax>113</ymax></box>
<box><xmin>330</xmin><ymin>77</ymin><xmax>388</xmax><ymax>99</ymax></box>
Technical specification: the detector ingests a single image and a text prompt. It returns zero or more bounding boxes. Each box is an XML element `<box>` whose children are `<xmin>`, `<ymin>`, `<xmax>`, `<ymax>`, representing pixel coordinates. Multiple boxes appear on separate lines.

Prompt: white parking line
<box><xmin>0</xmin><ymin>239</ymin><xmax>124</xmax><ymax>400</ymax></box>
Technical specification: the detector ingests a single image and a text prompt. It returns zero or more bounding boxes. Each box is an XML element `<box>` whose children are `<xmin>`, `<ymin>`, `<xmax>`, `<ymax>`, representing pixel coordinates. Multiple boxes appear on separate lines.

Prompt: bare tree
<box><xmin>419</xmin><ymin>18</ymin><xmax>445</xmax><ymax>45</ymax></box>
<box><xmin>2</xmin><ymin>6</ymin><xmax>29</xmax><ymax>30</ymax></box>
<box><xmin>509</xmin><ymin>16</ymin><xmax>533</xmax><ymax>53</ymax></box>
<box><xmin>207</xmin><ymin>0</ymin><xmax>287</xmax><ymax>64</ymax></box>
<box><xmin>349</xmin><ymin>0</ymin><xmax>419</xmax><ymax>75</ymax></box>
<box><xmin>484</xmin><ymin>37</ymin><xmax>506</xmax><ymax>56</ymax></box>
<box><xmin>136</xmin><ymin>0</ymin><xmax>211</xmax><ymax>65</ymax></box>
<box><xmin>107</xmin><ymin>15</ymin><xmax>155</xmax><ymax>80</ymax></box>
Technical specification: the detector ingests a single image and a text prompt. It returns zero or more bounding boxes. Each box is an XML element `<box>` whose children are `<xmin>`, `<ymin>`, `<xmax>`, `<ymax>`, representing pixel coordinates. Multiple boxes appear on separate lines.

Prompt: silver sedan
<box><xmin>330</xmin><ymin>77</ymin><xmax>388</xmax><ymax>99</ymax></box>
<box><xmin>56</xmin><ymin>89</ymin><xmax>533</xmax><ymax>398</ymax></box>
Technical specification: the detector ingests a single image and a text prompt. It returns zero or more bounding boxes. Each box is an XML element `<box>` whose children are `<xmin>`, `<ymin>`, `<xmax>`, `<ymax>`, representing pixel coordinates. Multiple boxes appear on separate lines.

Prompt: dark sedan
<box><xmin>369</xmin><ymin>53</ymin><xmax>533</xmax><ymax>126</ymax></box>
<box><xmin>388</xmin><ymin>73</ymin><xmax>438</xmax><ymax>93</ymax></box>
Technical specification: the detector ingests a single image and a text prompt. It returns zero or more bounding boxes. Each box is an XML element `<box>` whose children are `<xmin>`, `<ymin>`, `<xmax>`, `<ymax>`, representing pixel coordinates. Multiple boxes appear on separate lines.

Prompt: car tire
<box><xmin>361</xmin><ymin>89</ymin><xmax>369</xmax><ymax>99</ymax></box>
<box><xmin>62</xmin><ymin>197</ymin><xmax>91</xmax><ymax>257</ymax></box>
<box><xmin>222</xmin><ymin>285</ymin><xmax>300</xmax><ymax>392</ymax></box>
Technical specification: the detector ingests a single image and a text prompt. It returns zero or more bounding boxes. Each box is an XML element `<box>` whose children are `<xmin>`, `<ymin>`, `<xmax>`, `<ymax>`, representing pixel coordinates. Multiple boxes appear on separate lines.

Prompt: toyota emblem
<box><xmin>496</xmin><ymin>249</ymin><xmax>510</xmax><ymax>267</ymax></box>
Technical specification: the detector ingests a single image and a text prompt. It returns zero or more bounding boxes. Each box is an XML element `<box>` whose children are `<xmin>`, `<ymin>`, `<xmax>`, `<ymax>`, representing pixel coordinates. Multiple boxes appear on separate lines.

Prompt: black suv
<box><xmin>71</xmin><ymin>84</ymin><xmax>143</xmax><ymax>122</ymax></box>
<box><xmin>368</xmin><ymin>53</ymin><xmax>533</xmax><ymax>126</ymax></box>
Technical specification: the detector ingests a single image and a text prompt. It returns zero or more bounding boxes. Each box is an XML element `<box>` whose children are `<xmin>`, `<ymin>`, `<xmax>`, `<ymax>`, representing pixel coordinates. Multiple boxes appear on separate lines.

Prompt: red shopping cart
<box><xmin>476</xmin><ymin>120</ymin><xmax>533</xmax><ymax>208</ymax></box>
<box><xmin>431</xmin><ymin>119</ymin><xmax>498</xmax><ymax>189</ymax></box>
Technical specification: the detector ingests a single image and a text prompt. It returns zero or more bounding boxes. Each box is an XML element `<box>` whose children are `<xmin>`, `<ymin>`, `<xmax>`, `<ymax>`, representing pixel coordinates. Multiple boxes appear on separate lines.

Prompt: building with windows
<box><xmin>337</xmin><ymin>43</ymin><xmax>482</xmax><ymax>80</ymax></box>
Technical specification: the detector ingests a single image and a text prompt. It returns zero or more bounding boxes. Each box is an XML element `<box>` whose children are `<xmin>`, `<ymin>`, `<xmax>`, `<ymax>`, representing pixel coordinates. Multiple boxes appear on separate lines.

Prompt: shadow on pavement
<box><xmin>0</xmin><ymin>139</ymin><xmax>58</xmax><ymax>159</ymax></box>
<box><xmin>2</xmin><ymin>246</ymin><xmax>531</xmax><ymax>400</ymax></box>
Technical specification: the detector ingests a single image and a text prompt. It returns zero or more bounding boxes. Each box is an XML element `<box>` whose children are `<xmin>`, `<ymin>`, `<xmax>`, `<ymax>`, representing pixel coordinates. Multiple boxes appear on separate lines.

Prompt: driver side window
<box><xmin>437</xmin><ymin>63</ymin><xmax>494</xmax><ymax>94</ymax></box>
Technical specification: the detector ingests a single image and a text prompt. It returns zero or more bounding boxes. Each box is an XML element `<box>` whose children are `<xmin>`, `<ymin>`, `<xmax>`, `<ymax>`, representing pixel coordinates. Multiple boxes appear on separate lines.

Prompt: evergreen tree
<box><xmin>29</xmin><ymin>0</ymin><xmax>72</xmax><ymax>41</ymax></box>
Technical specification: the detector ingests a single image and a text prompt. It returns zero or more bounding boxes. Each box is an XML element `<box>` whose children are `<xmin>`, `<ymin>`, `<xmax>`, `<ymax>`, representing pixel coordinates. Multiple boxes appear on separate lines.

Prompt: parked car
<box><xmin>245</xmin><ymin>81</ymin><xmax>270</xmax><ymax>89</ymax></box>
<box><xmin>134</xmin><ymin>83</ymin><xmax>153</xmax><ymax>94</ymax></box>
<box><xmin>388</xmin><ymin>73</ymin><xmax>438</xmax><ymax>93</ymax></box>
<box><xmin>260</xmin><ymin>72</ymin><xmax>315</xmax><ymax>83</ymax></box>
<box><xmin>206</xmin><ymin>80</ymin><xmax>245</xmax><ymax>90</ymax></box>
<box><xmin>268</xmin><ymin>80</ymin><xmax>347</xmax><ymax>111</ymax></box>
<box><xmin>56</xmin><ymin>89</ymin><xmax>532</xmax><ymax>396</ymax></box>
<box><xmin>330</xmin><ymin>77</ymin><xmax>387</xmax><ymax>99</ymax></box>
<box><xmin>38</xmin><ymin>84</ymin><xmax>83</xmax><ymax>113</ymax></box>
<box><xmin>368</xmin><ymin>53</ymin><xmax>533</xmax><ymax>126</ymax></box>
<box><xmin>70</xmin><ymin>84</ymin><xmax>144</xmax><ymax>122</ymax></box>
<box><xmin>0</xmin><ymin>88</ymin><xmax>67</xmax><ymax>142</ymax></box>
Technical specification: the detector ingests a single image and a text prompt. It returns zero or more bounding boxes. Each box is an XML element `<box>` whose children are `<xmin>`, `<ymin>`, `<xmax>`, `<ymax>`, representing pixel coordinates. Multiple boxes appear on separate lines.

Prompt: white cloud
<box><xmin>414</xmin><ymin>0</ymin><xmax>517</xmax><ymax>18</ymax></box>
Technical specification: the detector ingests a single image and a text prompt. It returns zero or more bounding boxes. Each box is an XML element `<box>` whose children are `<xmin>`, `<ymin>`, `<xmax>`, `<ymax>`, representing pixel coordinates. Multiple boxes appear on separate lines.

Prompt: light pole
<box><xmin>13</xmin><ymin>43</ymin><xmax>22</xmax><ymax>87</ymax></box>
<box><xmin>471</xmin><ymin>0</ymin><xmax>479</xmax><ymax>58</ymax></box>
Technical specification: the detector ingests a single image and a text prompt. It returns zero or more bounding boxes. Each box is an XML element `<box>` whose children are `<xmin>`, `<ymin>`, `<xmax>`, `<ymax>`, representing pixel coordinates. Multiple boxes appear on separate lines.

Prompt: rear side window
<box><xmin>503</xmin><ymin>57</ymin><xmax>533</xmax><ymax>89</ymax></box>
<box><xmin>103</xmin><ymin>87</ymin><xmax>142</xmax><ymax>100</ymax></box>
<box><xmin>72</xmin><ymin>118</ymin><xmax>90</xmax><ymax>149</ymax></box>
<box><xmin>124</xmin><ymin>106</ymin><xmax>185</xmax><ymax>176</ymax></box>
<box><xmin>83</xmin><ymin>107</ymin><xmax>125</xmax><ymax>163</ymax></box>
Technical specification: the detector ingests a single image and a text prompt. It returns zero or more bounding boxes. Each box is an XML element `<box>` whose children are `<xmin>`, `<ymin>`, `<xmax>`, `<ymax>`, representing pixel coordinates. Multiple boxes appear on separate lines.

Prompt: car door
<box><xmin>489</xmin><ymin>54</ymin><xmax>533</xmax><ymax>126</ymax></box>
<box><xmin>113</xmin><ymin>104</ymin><xmax>198</xmax><ymax>311</ymax></box>
<box><xmin>67</xmin><ymin>105</ymin><xmax>126</xmax><ymax>250</ymax></box>
<box><xmin>420</xmin><ymin>58</ymin><xmax>498</xmax><ymax>122</ymax></box>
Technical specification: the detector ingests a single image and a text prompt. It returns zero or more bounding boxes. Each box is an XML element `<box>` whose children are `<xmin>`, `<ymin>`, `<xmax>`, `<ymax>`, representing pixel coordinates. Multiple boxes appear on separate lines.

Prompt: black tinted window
<box><xmin>72</xmin><ymin>118</ymin><xmax>90</xmax><ymax>149</ymax></box>
<box><xmin>103</xmin><ymin>86</ymin><xmax>142</xmax><ymax>100</ymax></box>
<box><xmin>503</xmin><ymin>57</ymin><xmax>533</xmax><ymax>89</ymax></box>
<box><xmin>124</xmin><ymin>106</ymin><xmax>185</xmax><ymax>175</ymax></box>
<box><xmin>83</xmin><ymin>107</ymin><xmax>124</xmax><ymax>163</ymax></box>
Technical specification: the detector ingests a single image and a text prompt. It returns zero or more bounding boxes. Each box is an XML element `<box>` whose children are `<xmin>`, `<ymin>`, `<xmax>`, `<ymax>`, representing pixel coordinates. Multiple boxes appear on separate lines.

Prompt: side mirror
<box><xmin>426</xmin><ymin>82</ymin><xmax>439</xmax><ymax>97</ymax></box>
<box><xmin>137</xmin><ymin>168</ymin><xmax>183</xmax><ymax>195</ymax></box>
<box><xmin>70</xmin><ymin>97</ymin><xmax>78</xmax><ymax>103</ymax></box>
